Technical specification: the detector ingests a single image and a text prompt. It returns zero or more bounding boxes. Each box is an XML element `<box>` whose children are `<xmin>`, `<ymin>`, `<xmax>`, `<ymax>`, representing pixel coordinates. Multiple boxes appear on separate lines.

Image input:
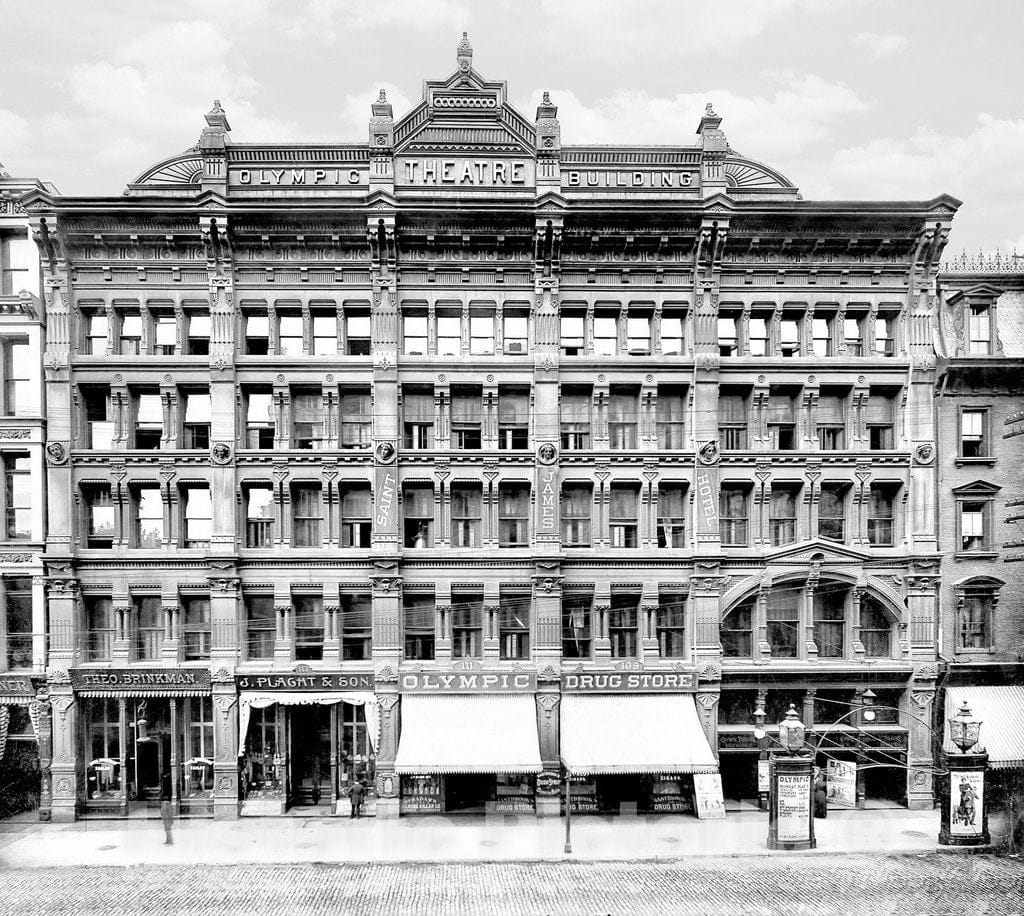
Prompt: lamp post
<box><xmin>939</xmin><ymin>700</ymin><xmax>990</xmax><ymax>847</ymax></box>
<box><xmin>767</xmin><ymin>704</ymin><xmax>816</xmax><ymax>850</ymax></box>
<box><xmin>753</xmin><ymin>700</ymin><xmax>769</xmax><ymax>811</ymax></box>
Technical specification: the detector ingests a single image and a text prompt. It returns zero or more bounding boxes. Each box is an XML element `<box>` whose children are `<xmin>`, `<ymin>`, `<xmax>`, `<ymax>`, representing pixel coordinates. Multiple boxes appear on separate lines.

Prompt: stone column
<box><xmin>212</xmin><ymin>670</ymin><xmax>239</xmax><ymax>820</ymax></box>
<box><xmin>907</xmin><ymin>669</ymin><xmax>938</xmax><ymax>810</ymax></box>
<box><xmin>48</xmin><ymin>674</ymin><xmax>77</xmax><ymax>822</ymax></box>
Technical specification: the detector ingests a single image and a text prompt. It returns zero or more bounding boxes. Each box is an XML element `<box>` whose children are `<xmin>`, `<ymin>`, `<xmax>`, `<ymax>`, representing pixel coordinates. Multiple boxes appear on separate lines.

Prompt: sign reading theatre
<box><xmin>397</xmin><ymin>158</ymin><xmax>534</xmax><ymax>187</ymax></box>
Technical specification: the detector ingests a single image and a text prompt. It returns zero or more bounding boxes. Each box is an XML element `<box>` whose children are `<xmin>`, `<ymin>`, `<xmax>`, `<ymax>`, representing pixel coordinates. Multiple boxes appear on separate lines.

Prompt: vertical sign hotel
<box><xmin>23</xmin><ymin>33</ymin><xmax>956</xmax><ymax>823</ymax></box>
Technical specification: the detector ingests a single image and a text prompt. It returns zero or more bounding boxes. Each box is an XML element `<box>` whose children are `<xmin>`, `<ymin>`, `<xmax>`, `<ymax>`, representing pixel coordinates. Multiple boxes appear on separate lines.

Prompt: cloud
<box><xmin>851</xmin><ymin>32</ymin><xmax>909</xmax><ymax>59</ymax></box>
<box><xmin>284</xmin><ymin>0</ymin><xmax>468</xmax><ymax>43</ymax></box>
<box><xmin>516</xmin><ymin>73</ymin><xmax>867</xmax><ymax>162</ymax></box>
<box><xmin>0</xmin><ymin>110</ymin><xmax>32</xmax><ymax>166</ymax></box>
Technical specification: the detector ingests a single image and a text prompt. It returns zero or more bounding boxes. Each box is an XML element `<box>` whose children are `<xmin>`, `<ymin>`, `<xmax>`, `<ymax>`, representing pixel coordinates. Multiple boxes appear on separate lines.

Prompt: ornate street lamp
<box><xmin>753</xmin><ymin>700</ymin><xmax>769</xmax><ymax>811</ymax></box>
<box><xmin>767</xmin><ymin>704</ymin><xmax>815</xmax><ymax>850</ymax></box>
<box><xmin>948</xmin><ymin>701</ymin><xmax>982</xmax><ymax>754</ymax></box>
<box><xmin>777</xmin><ymin>704</ymin><xmax>807</xmax><ymax>755</ymax></box>
<box><xmin>939</xmin><ymin>699</ymin><xmax>990</xmax><ymax>847</ymax></box>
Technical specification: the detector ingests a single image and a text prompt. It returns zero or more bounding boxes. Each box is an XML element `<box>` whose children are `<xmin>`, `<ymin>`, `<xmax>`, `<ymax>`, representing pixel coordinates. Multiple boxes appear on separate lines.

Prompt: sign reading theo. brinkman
<box><xmin>70</xmin><ymin>668</ymin><xmax>212</xmax><ymax>690</ymax></box>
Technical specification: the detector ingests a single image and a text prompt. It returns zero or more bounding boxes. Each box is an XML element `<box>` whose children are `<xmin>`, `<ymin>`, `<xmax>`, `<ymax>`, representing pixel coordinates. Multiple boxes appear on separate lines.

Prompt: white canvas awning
<box><xmin>394</xmin><ymin>695</ymin><xmax>543</xmax><ymax>775</ymax></box>
<box><xmin>560</xmin><ymin>694</ymin><xmax>718</xmax><ymax>775</ymax></box>
<box><xmin>237</xmin><ymin>690</ymin><xmax>378</xmax><ymax>757</ymax></box>
<box><xmin>944</xmin><ymin>686</ymin><xmax>1024</xmax><ymax>768</ymax></box>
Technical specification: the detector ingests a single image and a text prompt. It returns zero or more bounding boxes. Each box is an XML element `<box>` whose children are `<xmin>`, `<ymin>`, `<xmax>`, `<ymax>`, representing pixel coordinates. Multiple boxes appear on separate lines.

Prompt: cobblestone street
<box><xmin>1</xmin><ymin>854</ymin><xmax>1021</xmax><ymax>916</ymax></box>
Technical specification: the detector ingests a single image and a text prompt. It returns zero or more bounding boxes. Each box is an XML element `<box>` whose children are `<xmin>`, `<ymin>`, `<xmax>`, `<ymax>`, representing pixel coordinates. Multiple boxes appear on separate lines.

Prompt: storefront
<box><xmin>236</xmin><ymin>672</ymin><xmax>377</xmax><ymax>815</ymax></box>
<box><xmin>0</xmin><ymin>674</ymin><xmax>43</xmax><ymax>818</ymax></box>
<box><xmin>394</xmin><ymin>671</ymin><xmax>543</xmax><ymax>815</ymax></box>
<box><xmin>71</xmin><ymin>668</ymin><xmax>213</xmax><ymax>817</ymax></box>
<box><xmin>559</xmin><ymin>672</ymin><xmax>718</xmax><ymax>816</ymax></box>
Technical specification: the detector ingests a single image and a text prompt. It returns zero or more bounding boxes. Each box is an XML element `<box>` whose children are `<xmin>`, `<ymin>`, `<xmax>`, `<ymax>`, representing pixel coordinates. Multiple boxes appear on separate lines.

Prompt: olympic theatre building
<box><xmin>29</xmin><ymin>37</ymin><xmax>954</xmax><ymax>820</ymax></box>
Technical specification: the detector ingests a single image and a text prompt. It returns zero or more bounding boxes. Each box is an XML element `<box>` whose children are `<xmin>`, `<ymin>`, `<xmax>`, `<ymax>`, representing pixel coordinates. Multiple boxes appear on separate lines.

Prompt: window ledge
<box><xmin>953</xmin><ymin>551</ymin><xmax>999</xmax><ymax>560</ymax></box>
<box><xmin>955</xmin><ymin>457</ymin><xmax>996</xmax><ymax>467</ymax></box>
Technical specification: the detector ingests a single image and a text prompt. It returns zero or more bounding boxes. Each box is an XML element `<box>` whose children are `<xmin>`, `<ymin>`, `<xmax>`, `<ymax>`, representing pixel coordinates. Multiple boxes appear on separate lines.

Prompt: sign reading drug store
<box><xmin>561</xmin><ymin>669</ymin><xmax>696</xmax><ymax>693</ymax></box>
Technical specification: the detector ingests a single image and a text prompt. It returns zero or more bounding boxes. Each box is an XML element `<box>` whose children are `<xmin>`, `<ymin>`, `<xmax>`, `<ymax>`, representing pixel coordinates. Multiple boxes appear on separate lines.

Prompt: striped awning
<box><xmin>395</xmin><ymin>695</ymin><xmax>543</xmax><ymax>775</ymax></box>
<box><xmin>560</xmin><ymin>694</ymin><xmax>718</xmax><ymax>776</ymax></box>
<box><xmin>76</xmin><ymin>687</ymin><xmax>210</xmax><ymax>698</ymax></box>
<box><xmin>944</xmin><ymin>686</ymin><xmax>1024</xmax><ymax>768</ymax></box>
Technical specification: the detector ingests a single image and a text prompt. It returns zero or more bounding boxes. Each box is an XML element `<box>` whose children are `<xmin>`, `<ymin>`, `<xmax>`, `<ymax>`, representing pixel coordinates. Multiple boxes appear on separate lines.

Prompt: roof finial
<box><xmin>377</xmin><ymin>88</ymin><xmax>388</xmax><ymax>104</ymax></box>
<box><xmin>204</xmin><ymin>99</ymin><xmax>231</xmax><ymax>132</ymax></box>
<box><xmin>457</xmin><ymin>31</ymin><xmax>473</xmax><ymax>73</ymax></box>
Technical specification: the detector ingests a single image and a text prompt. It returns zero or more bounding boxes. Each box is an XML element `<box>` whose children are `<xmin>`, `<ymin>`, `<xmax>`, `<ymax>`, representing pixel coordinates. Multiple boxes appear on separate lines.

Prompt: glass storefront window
<box><xmin>340</xmin><ymin>702</ymin><xmax>375</xmax><ymax>796</ymax></box>
<box><xmin>183</xmin><ymin>697</ymin><xmax>214</xmax><ymax>797</ymax></box>
<box><xmin>87</xmin><ymin>698</ymin><xmax>122</xmax><ymax>799</ymax></box>
<box><xmin>244</xmin><ymin>705</ymin><xmax>285</xmax><ymax>798</ymax></box>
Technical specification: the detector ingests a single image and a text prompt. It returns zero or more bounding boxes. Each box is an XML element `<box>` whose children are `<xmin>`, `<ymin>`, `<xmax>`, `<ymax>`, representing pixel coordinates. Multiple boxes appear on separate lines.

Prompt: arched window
<box><xmin>859</xmin><ymin>596</ymin><xmax>893</xmax><ymax>657</ymax></box>
<box><xmin>721</xmin><ymin>598</ymin><xmax>754</xmax><ymax>657</ymax></box>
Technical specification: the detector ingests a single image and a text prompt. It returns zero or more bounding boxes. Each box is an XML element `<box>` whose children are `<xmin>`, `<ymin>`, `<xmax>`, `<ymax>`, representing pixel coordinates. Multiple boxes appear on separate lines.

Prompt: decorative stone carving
<box><xmin>699</xmin><ymin>660</ymin><xmax>723</xmax><ymax>682</ymax></box>
<box><xmin>211</xmin><ymin>442</ymin><xmax>232</xmax><ymax>464</ymax></box>
<box><xmin>375</xmin><ymin>665</ymin><xmax>398</xmax><ymax>683</ymax></box>
<box><xmin>537</xmin><ymin>443</ymin><xmax>557</xmax><ymax>465</ymax></box>
<box><xmin>375</xmin><ymin>441</ymin><xmax>396</xmax><ymax>464</ymax></box>
<box><xmin>914</xmin><ymin>443</ymin><xmax>935</xmax><ymax>465</ymax></box>
<box><xmin>45</xmin><ymin>442</ymin><xmax>69</xmax><ymax>466</ymax></box>
<box><xmin>698</xmin><ymin>440</ymin><xmax>719</xmax><ymax>465</ymax></box>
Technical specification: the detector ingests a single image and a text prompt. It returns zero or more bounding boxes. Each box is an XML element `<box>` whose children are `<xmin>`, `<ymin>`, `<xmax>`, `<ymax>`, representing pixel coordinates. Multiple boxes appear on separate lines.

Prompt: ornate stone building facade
<box><xmin>24</xmin><ymin>38</ymin><xmax>962</xmax><ymax>821</ymax></box>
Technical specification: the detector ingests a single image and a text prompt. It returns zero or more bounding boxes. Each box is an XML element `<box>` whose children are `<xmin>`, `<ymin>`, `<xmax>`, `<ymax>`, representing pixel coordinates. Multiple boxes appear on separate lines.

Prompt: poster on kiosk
<box><xmin>826</xmin><ymin>760</ymin><xmax>857</xmax><ymax>808</ymax></box>
<box><xmin>693</xmin><ymin>773</ymin><xmax>726</xmax><ymax>819</ymax></box>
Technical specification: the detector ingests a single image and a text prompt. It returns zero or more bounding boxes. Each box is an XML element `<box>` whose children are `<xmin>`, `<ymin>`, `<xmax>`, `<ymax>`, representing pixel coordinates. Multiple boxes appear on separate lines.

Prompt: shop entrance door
<box><xmin>289</xmin><ymin>705</ymin><xmax>331</xmax><ymax>808</ymax></box>
<box><xmin>135</xmin><ymin>735</ymin><xmax>169</xmax><ymax>802</ymax></box>
<box><xmin>597</xmin><ymin>775</ymin><xmax>646</xmax><ymax>813</ymax></box>
<box><xmin>444</xmin><ymin>774</ymin><xmax>495</xmax><ymax>813</ymax></box>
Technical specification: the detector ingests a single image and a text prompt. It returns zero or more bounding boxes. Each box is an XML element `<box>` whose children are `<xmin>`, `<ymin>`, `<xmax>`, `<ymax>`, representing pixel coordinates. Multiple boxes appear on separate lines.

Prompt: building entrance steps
<box><xmin>1</xmin><ymin>807</ymin><xmax>1004</xmax><ymax>869</ymax></box>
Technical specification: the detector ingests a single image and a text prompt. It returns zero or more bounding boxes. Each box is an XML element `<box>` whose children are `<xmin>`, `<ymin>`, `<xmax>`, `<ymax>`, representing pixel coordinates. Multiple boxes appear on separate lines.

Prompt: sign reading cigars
<box><xmin>561</xmin><ymin>670</ymin><xmax>696</xmax><ymax>692</ymax></box>
<box><xmin>236</xmin><ymin>673</ymin><xmax>374</xmax><ymax>691</ymax></box>
<box><xmin>71</xmin><ymin>668</ymin><xmax>211</xmax><ymax>690</ymax></box>
<box><xmin>400</xmin><ymin>671</ymin><xmax>536</xmax><ymax>692</ymax></box>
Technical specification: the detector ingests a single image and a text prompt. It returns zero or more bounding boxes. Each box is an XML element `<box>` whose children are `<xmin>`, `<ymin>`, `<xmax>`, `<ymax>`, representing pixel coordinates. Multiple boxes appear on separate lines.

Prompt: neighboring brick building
<box><xmin>22</xmin><ymin>37</ymin><xmax>963</xmax><ymax>822</ymax></box>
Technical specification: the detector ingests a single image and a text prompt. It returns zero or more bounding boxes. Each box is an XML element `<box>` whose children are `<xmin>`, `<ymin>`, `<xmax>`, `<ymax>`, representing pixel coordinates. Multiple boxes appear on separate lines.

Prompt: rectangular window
<box><xmin>498</xmin><ymin>484</ymin><xmax>529</xmax><ymax>547</ymax></box>
<box><xmin>245</xmin><ymin>485</ymin><xmax>274</xmax><ymax>548</ymax></box>
<box><xmin>244</xmin><ymin>312</ymin><xmax>269</xmax><ymax>355</ymax></box>
<box><xmin>562</xmin><ymin>593</ymin><xmax>592</xmax><ymax>659</ymax></box>
<box><xmin>1</xmin><ymin>338</ymin><xmax>30</xmax><ymax>415</ymax></box>
<box><xmin>960</xmin><ymin>409</ymin><xmax>988</xmax><ymax>458</ymax></box>
<box><xmin>184</xmin><ymin>698</ymin><xmax>214</xmax><ymax>781</ymax></box>
<box><xmin>85</xmin><ymin>312</ymin><xmax>109</xmax><ymax>355</ymax></box>
<box><xmin>291</xmin><ymin>390</ymin><xmax>324</xmax><ymax>450</ymax></box>
<box><xmin>720</xmin><ymin>486</ymin><xmax>749</xmax><ymax>545</ymax></box>
<box><xmin>2</xmin><ymin>453</ymin><xmax>30</xmax><ymax>540</ymax></box>
<box><xmin>503</xmin><ymin>312</ymin><xmax>529</xmax><ymax>355</ymax></box>
<box><xmin>345</xmin><ymin>310</ymin><xmax>371</xmax><ymax>356</ymax></box>
<box><xmin>718</xmin><ymin>392</ymin><xmax>748</xmax><ymax>449</ymax></box>
<box><xmin>451</xmin><ymin>388</ymin><xmax>482</xmax><ymax>450</ymax></box>
<box><xmin>818</xmin><ymin>483</ymin><xmax>848</xmax><ymax>541</ymax></box>
<box><xmin>722</xmin><ymin>599</ymin><xmax>753</xmax><ymax>657</ymax></box>
<box><xmin>657</xmin><ymin>483</ymin><xmax>687</xmax><ymax>548</ymax></box>
<box><xmin>560</xmin><ymin>484</ymin><xmax>592</xmax><ymax>546</ymax></box>
<box><xmin>312</xmin><ymin>313</ymin><xmax>337</xmax><ymax>357</ymax></box>
<box><xmin>560</xmin><ymin>313</ymin><xmax>585</xmax><ymax>356</ymax></box>
<box><xmin>182</xmin><ymin>391</ymin><xmax>211</xmax><ymax>449</ymax></box>
<box><xmin>626</xmin><ymin>314</ymin><xmax>651</xmax><ymax>354</ymax></box>
<box><xmin>404</xmin><ymin>594</ymin><xmax>435</xmax><ymax>660</ymax></box>
<box><xmin>560</xmin><ymin>387</ymin><xmax>591</xmax><ymax>450</ymax></box>
<box><xmin>132</xmin><ymin>486</ymin><xmax>163</xmax><ymax>548</ymax></box>
<box><xmin>498</xmin><ymin>387</ymin><xmax>529</xmax><ymax>450</ymax></box>
<box><xmin>959</xmin><ymin>501</ymin><xmax>989</xmax><ymax>551</ymax></box>
<box><xmin>769</xmin><ymin>485</ymin><xmax>798</xmax><ymax>546</ymax></box>
<box><xmin>813</xmin><ymin>591</ymin><xmax>846</xmax><ymax>658</ymax></box>
<box><xmin>436</xmin><ymin>311</ymin><xmax>461</xmax><ymax>356</ymax></box>
<box><xmin>812</xmin><ymin>314</ymin><xmax>833</xmax><ymax>357</ymax></box>
<box><xmin>339</xmin><ymin>388</ymin><xmax>371</xmax><ymax>449</ymax></box>
<box><xmin>245</xmin><ymin>390</ymin><xmax>275</xmax><ymax>449</ymax></box>
<box><xmin>340</xmin><ymin>484</ymin><xmax>371</xmax><ymax>548</ymax></box>
<box><xmin>403</xmin><ymin>387</ymin><xmax>434</xmax><ymax>449</ymax></box>
<box><xmin>767</xmin><ymin>592</ymin><xmax>799</xmax><ymax>658</ymax></box>
<box><xmin>867</xmin><ymin>392</ymin><xmax>895</xmax><ymax>450</ymax></box>
<box><xmin>134</xmin><ymin>595</ymin><xmax>163</xmax><ymax>661</ymax></box>
<box><xmin>959</xmin><ymin>592</ymin><xmax>991</xmax><ymax>649</ymax></box>
<box><xmin>294</xmin><ymin>594</ymin><xmax>324</xmax><ymax>661</ymax></box>
<box><xmin>403</xmin><ymin>484</ymin><xmax>434</xmax><ymax>548</ymax></box>
<box><xmin>875</xmin><ymin>314</ymin><xmax>895</xmax><ymax>356</ymax></box>
<box><xmin>657</xmin><ymin>594</ymin><xmax>686</xmax><ymax>658</ymax></box>
<box><xmin>609</xmin><ymin>484</ymin><xmax>639</xmax><ymax>548</ymax></box>
<box><xmin>656</xmin><ymin>387</ymin><xmax>685</xmax><ymax>449</ymax></box>
<box><xmin>291</xmin><ymin>484</ymin><xmax>322</xmax><ymax>547</ymax></box>
<box><xmin>183</xmin><ymin>596</ymin><xmax>211</xmax><ymax>660</ymax></box>
<box><xmin>661</xmin><ymin>312</ymin><xmax>685</xmax><ymax>355</ymax></box>
<box><xmin>843</xmin><ymin>315</ymin><xmax>863</xmax><ymax>355</ymax></box>
<box><xmin>83</xmin><ymin>386</ymin><xmax>114</xmax><ymax>449</ymax></box>
<box><xmin>860</xmin><ymin>597</ymin><xmax>891</xmax><ymax>658</ymax></box>
<box><xmin>593</xmin><ymin>313</ymin><xmax>618</xmax><ymax>356</ymax></box>
<box><xmin>780</xmin><ymin>316</ymin><xmax>801</xmax><ymax>357</ymax></box>
<box><xmin>152</xmin><ymin>313</ymin><xmax>177</xmax><ymax>356</ymax></box>
<box><xmin>609</xmin><ymin>593</ymin><xmax>639</xmax><ymax>658</ymax></box>
<box><xmin>815</xmin><ymin>392</ymin><xmax>845</xmax><ymax>450</ymax></box>
<box><xmin>278</xmin><ymin>313</ymin><xmax>304</xmax><ymax>356</ymax></box>
<box><xmin>85</xmin><ymin>484</ymin><xmax>116</xmax><ymax>548</ymax></box>
<box><xmin>134</xmin><ymin>392</ymin><xmax>163</xmax><ymax>449</ymax></box>
<box><xmin>4</xmin><ymin>576</ymin><xmax>32</xmax><ymax>669</ymax></box>
<box><xmin>183</xmin><ymin>486</ymin><xmax>212</xmax><ymax>548</ymax></box>
<box><xmin>119</xmin><ymin>311</ymin><xmax>143</xmax><ymax>356</ymax></box>
<box><xmin>450</xmin><ymin>484</ymin><xmax>482</xmax><ymax>548</ymax></box>
<box><xmin>340</xmin><ymin>594</ymin><xmax>372</xmax><ymax>660</ymax></box>
<box><xmin>608</xmin><ymin>388</ymin><xmax>638</xmax><ymax>450</ymax></box>
<box><xmin>469</xmin><ymin>312</ymin><xmax>495</xmax><ymax>355</ymax></box>
<box><xmin>403</xmin><ymin>312</ymin><xmax>428</xmax><ymax>355</ymax></box>
<box><xmin>717</xmin><ymin>315</ymin><xmax>739</xmax><ymax>356</ymax></box>
<box><xmin>186</xmin><ymin>310</ymin><xmax>210</xmax><ymax>356</ymax></box>
<box><xmin>868</xmin><ymin>484</ymin><xmax>896</xmax><ymax>546</ymax></box>
<box><xmin>499</xmin><ymin>593</ymin><xmax>529</xmax><ymax>660</ymax></box>
<box><xmin>451</xmin><ymin>593</ymin><xmax>483</xmax><ymax>658</ymax></box>
<box><xmin>968</xmin><ymin>305</ymin><xmax>990</xmax><ymax>355</ymax></box>
<box><xmin>85</xmin><ymin>595</ymin><xmax>114</xmax><ymax>662</ymax></box>
<box><xmin>767</xmin><ymin>390</ymin><xmax>797</xmax><ymax>451</ymax></box>
<box><xmin>748</xmin><ymin>314</ymin><xmax>770</xmax><ymax>356</ymax></box>
<box><xmin>245</xmin><ymin>594</ymin><xmax>275</xmax><ymax>660</ymax></box>
<box><xmin>87</xmin><ymin>698</ymin><xmax>122</xmax><ymax>795</ymax></box>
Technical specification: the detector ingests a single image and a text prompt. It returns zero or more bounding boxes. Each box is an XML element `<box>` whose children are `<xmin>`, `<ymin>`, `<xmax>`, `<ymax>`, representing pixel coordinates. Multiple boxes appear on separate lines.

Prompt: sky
<box><xmin>1</xmin><ymin>0</ymin><xmax>1022</xmax><ymax>257</ymax></box>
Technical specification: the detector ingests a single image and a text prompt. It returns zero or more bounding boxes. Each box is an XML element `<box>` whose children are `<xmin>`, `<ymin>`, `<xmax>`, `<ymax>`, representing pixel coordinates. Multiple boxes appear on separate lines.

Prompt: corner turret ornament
<box><xmin>457</xmin><ymin>31</ymin><xmax>473</xmax><ymax>74</ymax></box>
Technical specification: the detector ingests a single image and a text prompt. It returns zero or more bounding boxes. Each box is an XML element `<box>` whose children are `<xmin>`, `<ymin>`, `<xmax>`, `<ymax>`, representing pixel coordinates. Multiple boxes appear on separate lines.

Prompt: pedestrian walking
<box><xmin>349</xmin><ymin>779</ymin><xmax>365</xmax><ymax>818</ymax></box>
<box><xmin>813</xmin><ymin>769</ymin><xmax>828</xmax><ymax>819</ymax></box>
<box><xmin>159</xmin><ymin>795</ymin><xmax>174</xmax><ymax>845</ymax></box>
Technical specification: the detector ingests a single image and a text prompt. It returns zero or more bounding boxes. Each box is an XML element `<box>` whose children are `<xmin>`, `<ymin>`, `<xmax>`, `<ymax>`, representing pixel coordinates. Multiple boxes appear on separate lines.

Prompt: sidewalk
<box><xmin>0</xmin><ymin>807</ymin><xmax>972</xmax><ymax>868</ymax></box>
